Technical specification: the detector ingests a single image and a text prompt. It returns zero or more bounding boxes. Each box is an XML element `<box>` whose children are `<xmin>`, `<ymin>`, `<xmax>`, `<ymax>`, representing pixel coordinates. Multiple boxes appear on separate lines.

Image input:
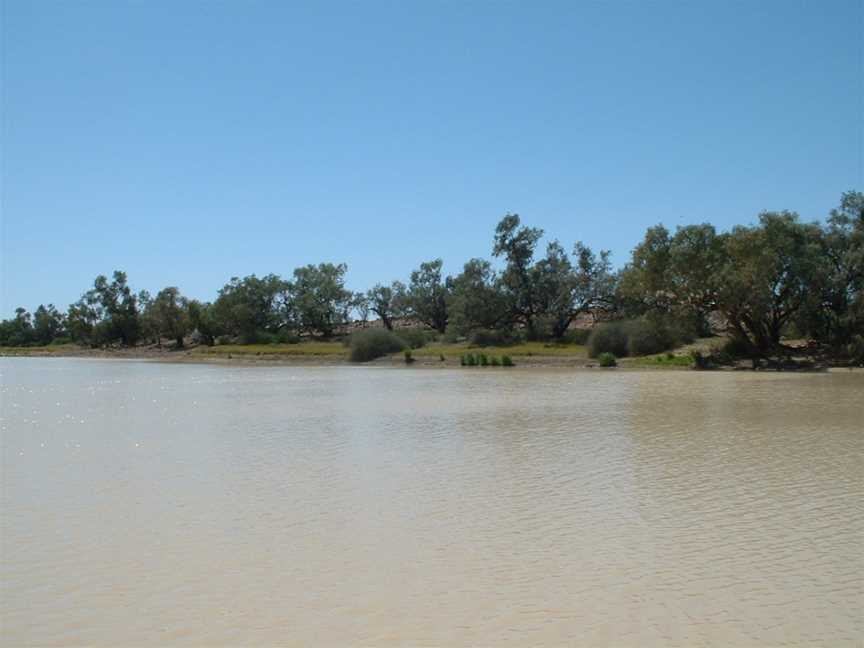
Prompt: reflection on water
<box><xmin>1</xmin><ymin>359</ymin><xmax>861</xmax><ymax>646</ymax></box>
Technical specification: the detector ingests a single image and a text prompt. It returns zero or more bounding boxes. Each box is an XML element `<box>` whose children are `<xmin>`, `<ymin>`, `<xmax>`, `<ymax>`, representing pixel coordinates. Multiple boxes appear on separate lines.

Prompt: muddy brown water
<box><xmin>1</xmin><ymin>359</ymin><xmax>861</xmax><ymax>646</ymax></box>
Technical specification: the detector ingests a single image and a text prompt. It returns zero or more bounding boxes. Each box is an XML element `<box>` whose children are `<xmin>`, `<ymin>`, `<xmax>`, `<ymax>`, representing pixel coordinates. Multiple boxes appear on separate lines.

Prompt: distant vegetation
<box><xmin>348</xmin><ymin>329</ymin><xmax>405</xmax><ymax>362</ymax></box>
<box><xmin>2</xmin><ymin>191</ymin><xmax>862</xmax><ymax>365</ymax></box>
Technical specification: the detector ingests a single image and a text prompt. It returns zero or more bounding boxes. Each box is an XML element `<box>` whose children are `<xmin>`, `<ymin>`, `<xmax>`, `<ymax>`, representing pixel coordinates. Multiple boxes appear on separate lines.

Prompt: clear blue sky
<box><xmin>2</xmin><ymin>0</ymin><xmax>862</xmax><ymax>316</ymax></box>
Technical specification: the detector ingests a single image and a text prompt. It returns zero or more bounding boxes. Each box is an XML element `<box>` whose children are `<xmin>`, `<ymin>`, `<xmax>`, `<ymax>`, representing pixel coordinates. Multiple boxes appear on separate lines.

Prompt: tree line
<box><xmin>2</xmin><ymin>191</ymin><xmax>861</xmax><ymax>361</ymax></box>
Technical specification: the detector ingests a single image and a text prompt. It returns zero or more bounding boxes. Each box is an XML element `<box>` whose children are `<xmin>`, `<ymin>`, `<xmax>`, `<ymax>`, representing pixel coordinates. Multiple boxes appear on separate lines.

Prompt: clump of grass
<box><xmin>349</xmin><ymin>328</ymin><xmax>405</xmax><ymax>362</ymax></box>
<box><xmin>501</xmin><ymin>355</ymin><xmax>514</xmax><ymax>367</ymax></box>
<box><xmin>597</xmin><ymin>352</ymin><xmax>617</xmax><ymax>367</ymax></box>
<box><xmin>633</xmin><ymin>353</ymin><xmax>695</xmax><ymax>368</ymax></box>
<box><xmin>404</xmin><ymin>349</ymin><xmax>415</xmax><ymax>364</ymax></box>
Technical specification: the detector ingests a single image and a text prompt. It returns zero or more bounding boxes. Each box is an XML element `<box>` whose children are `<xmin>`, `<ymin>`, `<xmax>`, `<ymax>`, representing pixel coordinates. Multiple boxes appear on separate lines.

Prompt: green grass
<box><xmin>193</xmin><ymin>342</ymin><xmax>345</xmax><ymax>356</ymax></box>
<box><xmin>417</xmin><ymin>341</ymin><xmax>586</xmax><ymax>358</ymax></box>
<box><xmin>629</xmin><ymin>352</ymin><xmax>695</xmax><ymax>368</ymax></box>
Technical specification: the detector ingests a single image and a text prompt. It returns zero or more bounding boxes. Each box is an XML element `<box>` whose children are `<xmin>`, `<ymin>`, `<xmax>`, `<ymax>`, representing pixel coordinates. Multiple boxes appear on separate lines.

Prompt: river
<box><xmin>1</xmin><ymin>358</ymin><xmax>861</xmax><ymax>646</ymax></box>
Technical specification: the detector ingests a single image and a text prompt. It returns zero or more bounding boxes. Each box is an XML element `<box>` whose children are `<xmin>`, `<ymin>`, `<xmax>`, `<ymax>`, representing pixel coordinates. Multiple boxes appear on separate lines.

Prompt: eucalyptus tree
<box><xmin>535</xmin><ymin>241</ymin><xmax>615</xmax><ymax>339</ymax></box>
<box><xmin>290</xmin><ymin>263</ymin><xmax>354</xmax><ymax>338</ymax></box>
<box><xmin>447</xmin><ymin>259</ymin><xmax>508</xmax><ymax>335</ymax></box>
<box><xmin>405</xmin><ymin>260</ymin><xmax>450</xmax><ymax>333</ymax></box>
<box><xmin>148</xmin><ymin>287</ymin><xmax>191</xmax><ymax>347</ymax></box>
<box><xmin>366</xmin><ymin>282</ymin><xmax>406</xmax><ymax>330</ymax></box>
<box><xmin>716</xmin><ymin>211</ymin><xmax>823</xmax><ymax>354</ymax></box>
<box><xmin>492</xmin><ymin>214</ymin><xmax>545</xmax><ymax>338</ymax></box>
<box><xmin>32</xmin><ymin>304</ymin><xmax>65</xmax><ymax>344</ymax></box>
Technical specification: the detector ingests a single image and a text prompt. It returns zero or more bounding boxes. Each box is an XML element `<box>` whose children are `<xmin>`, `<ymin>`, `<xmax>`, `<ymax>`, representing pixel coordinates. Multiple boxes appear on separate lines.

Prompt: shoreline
<box><xmin>2</xmin><ymin>344</ymin><xmax>860</xmax><ymax>372</ymax></box>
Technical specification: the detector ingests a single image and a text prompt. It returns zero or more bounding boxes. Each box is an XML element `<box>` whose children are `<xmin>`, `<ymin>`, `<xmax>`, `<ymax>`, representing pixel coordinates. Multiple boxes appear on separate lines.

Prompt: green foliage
<box><xmin>501</xmin><ymin>355</ymin><xmax>514</xmax><ymax>367</ymax></box>
<box><xmin>479</xmin><ymin>353</ymin><xmax>489</xmax><ymax>366</ymax></box>
<box><xmin>561</xmin><ymin>328</ymin><xmax>591</xmax><ymax>345</ymax></box>
<box><xmin>403</xmin><ymin>349</ymin><xmax>415</xmax><ymax>364</ymax></box>
<box><xmin>469</xmin><ymin>328</ymin><xmax>521</xmax><ymax>347</ymax></box>
<box><xmin>405</xmin><ymin>259</ymin><xmax>450</xmax><ymax>333</ymax></box>
<box><xmin>587</xmin><ymin>317</ymin><xmax>694</xmax><ymax>358</ymax></box>
<box><xmin>846</xmin><ymin>335</ymin><xmax>864</xmax><ymax>365</ymax></box>
<box><xmin>460</xmin><ymin>354</ymin><xmax>467</xmax><ymax>366</ymax></box>
<box><xmin>291</xmin><ymin>263</ymin><xmax>354</xmax><ymax>338</ymax></box>
<box><xmin>366</xmin><ymin>282</ymin><xmax>405</xmax><ymax>330</ymax></box>
<box><xmin>465</xmin><ymin>353</ymin><xmax>477</xmax><ymax>366</ymax></box>
<box><xmin>490</xmin><ymin>355</ymin><xmax>501</xmax><ymax>366</ymax></box>
<box><xmin>394</xmin><ymin>327</ymin><xmax>433</xmax><ymax>349</ymax></box>
<box><xmin>348</xmin><ymin>328</ymin><xmax>406</xmax><ymax>362</ymax></box>
<box><xmin>587</xmin><ymin>322</ymin><xmax>630</xmax><ymax>358</ymax></box>
<box><xmin>448</xmin><ymin>259</ymin><xmax>509</xmax><ymax>335</ymax></box>
<box><xmin>212</xmin><ymin>274</ymin><xmax>289</xmax><ymax>341</ymax></box>
<box><xmin>4</xmin><ymin>191</ymin><xmax>861</xmax><ymax>364</ymax></box>
<box><xmin>690</xmin><ymin>350</ymin><xmax>710</xmax><ymax>370</ymax></box>
<box><xmin>597</xmin><ymin>352</ymin><xmax>617</xmax><ymax>367</ymax></box>
<box><xmin>146</xmin><ymin>287</ymin><xmax>191</xmax><ymax>347</ymax></box>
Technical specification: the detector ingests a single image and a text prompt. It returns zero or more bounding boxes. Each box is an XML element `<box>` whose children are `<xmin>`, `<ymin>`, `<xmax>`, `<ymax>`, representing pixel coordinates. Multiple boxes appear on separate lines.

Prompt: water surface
<box><xmin>1</xmin><ymin>359</ymin><xmax>861</xmax><ymax>646</ymax></box>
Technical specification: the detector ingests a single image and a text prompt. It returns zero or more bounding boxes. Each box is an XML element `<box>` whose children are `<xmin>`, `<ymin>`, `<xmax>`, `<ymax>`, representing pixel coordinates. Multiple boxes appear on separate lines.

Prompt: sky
<box><xmin>1</xmin><ymin>0</ymin><xmax>862</xmax><ymax>316</ymax></box>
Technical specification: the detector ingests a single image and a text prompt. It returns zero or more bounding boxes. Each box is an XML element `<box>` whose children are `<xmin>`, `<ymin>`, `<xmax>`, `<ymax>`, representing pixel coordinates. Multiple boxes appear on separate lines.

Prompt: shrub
<box><xmin>501</xmin><ymin>355</ymin><xmax>514</xmax><ymax>367</ymax></box>
<box><xmin>691</xmin><ymin>350</ymin><xmax>710</xmax><ymax>370</ymax></box>
<box><xmin>349</xmin><ymin>328</ymin><xmax>405</xmax><ymax>362</ymax></box>
<box><xmin>460</xmin><ymin>354</ymin><xmax>467</xmax><ymax>366</ymax></box>
<box><xmin>479</xmin><ymin>353</ymin><xmax>489</xmax><ymax>366</ymax></box>
<box><xmin>847</xmin><ymin>335</ymin><xmax>864</xmax><ymax>365</ymax></box>
<box><xmin>490</xmin><ymin>356</ymin><xmax>501</xmax><ymax>366</ymax></box>
<box><xmin>625</xmin><ymin>319</ymin><xmax>676</xmax><ymax>356</ymax></box>
<box><xmin>469</xmin><ymin>328</ymin><xmax>520</xmax><ymax>347</ymax></box>
<box><xmin>404</xmin><ymin>350</ymin><xmax>415</xmax><ymax>364</ymax></box>
<box><xmin>466</xmin><ymin>353</ymin><xmax>477</xmax><ymax>366</ymax></box>
<box><xmin>722</xmin><ymin>336</ymin><xmax>752</xmax><ymax>358</ymax></box>
<box><xmin>597</xmin><ymin>352</ymin><xmax>617</xmax><ymax>367</ymax></box>
<box><xmin>216</xmin><ymin>335</ymin><xmax>233</xmax><ymax>346</ymax></box>
<box><xmin>560</xmin><ymin>328</ymin><xmax>591</xmax><ymax>345</ymax></box>
<box><xmin>587</xmin><ymin>322</ymin><xmax>629</xmax><ymax>358</ymax></box>
<box><xmin>439</xmin><ymin>353</ymin><xmax>445</xmax><ymax>362</ymax></box>
<box><xmin>394</xmin><ymin>328</ymin><xmax>433</xmax><ymax>349</ymax></box>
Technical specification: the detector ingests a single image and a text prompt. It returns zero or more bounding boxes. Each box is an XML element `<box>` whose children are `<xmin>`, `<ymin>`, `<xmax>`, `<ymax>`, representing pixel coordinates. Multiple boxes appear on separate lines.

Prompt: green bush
<box><xmin>404</xmin><ymin>350</ymin><xmax>415</xmax><ymax>364</ymax></box>
<box><xmin>723</xmin><ymin>336</ymin><xmax>752</xmax><ymax>358</ymax></box>
<box><xmin>597</xmin><ymin>352</ymin><xmax>617</xmax><ymax>367</ymax></box>
<box><xmin>501</xmin><ymin>355</ymin><xmax>514</xmax><ymax>367</ymax></box>
<box><xmin>560</xmin><ymin>328</ymin><xmax>591</xmax><ymax>345</ymax></box>
<box><xmin>460</xmin><ymin>354</ymin><xmax>467</xmax><ymax>366</ymax></box>
<box><xmin>490</xmin><ymin>356</ymin><xmax>501</xmax><ymax>366</ymax></box>
<box><xmin>479</xmin><ymin>353</ymin><xmax>489</xmax><ymax>366</ymax></box>
<box><xmin>846</xmin><ymin>335</ymin><xmax>864</xmax><ymax>365</ymax></box>
<box><xmin>626</xmin><ymin>319</ymin><xmax>676</xmax><ymax>356</ymax></box>
<box><xmin>394</xmin><ymin>328</ymin><xmax>433</xmax><ymax>349</ymax></box>
<box><xmin>466</xmin><ymin>353</ymin><xmax>477</xmax><ymax>366</ymax></box>
<box><xmin>587</xmin><ymin>322</ymin><xmax>629</xmax><ymax>358</ymax></box>
<box><xmin>349</xmin><ymin>328</ymin><xmax>406</xmax><ymax>362</ymax></box>
<box><xmin>469</xmin><ymin>328</ymin><xmax>520</xmax><ymax>347</ymax></box>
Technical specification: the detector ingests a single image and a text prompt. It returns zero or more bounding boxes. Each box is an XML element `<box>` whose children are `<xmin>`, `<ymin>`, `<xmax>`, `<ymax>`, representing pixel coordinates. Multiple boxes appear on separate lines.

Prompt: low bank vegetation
<box><xmin>348</xmin><ymin>329</ymin><xmax>406</xmax><ymax>363</ymax></box>
<box><xmin>3</xmin><ymin>192</ymin><xmax>861</xmax><ymax>368</ymax></box>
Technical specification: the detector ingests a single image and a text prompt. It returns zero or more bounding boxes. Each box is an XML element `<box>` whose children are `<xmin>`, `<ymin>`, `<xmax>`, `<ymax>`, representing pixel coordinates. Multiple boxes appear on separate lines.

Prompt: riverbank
<box><xmin>2</xmin><ymin>339</ymin><xmax>859</xmax><ymax>371</ymax></box>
